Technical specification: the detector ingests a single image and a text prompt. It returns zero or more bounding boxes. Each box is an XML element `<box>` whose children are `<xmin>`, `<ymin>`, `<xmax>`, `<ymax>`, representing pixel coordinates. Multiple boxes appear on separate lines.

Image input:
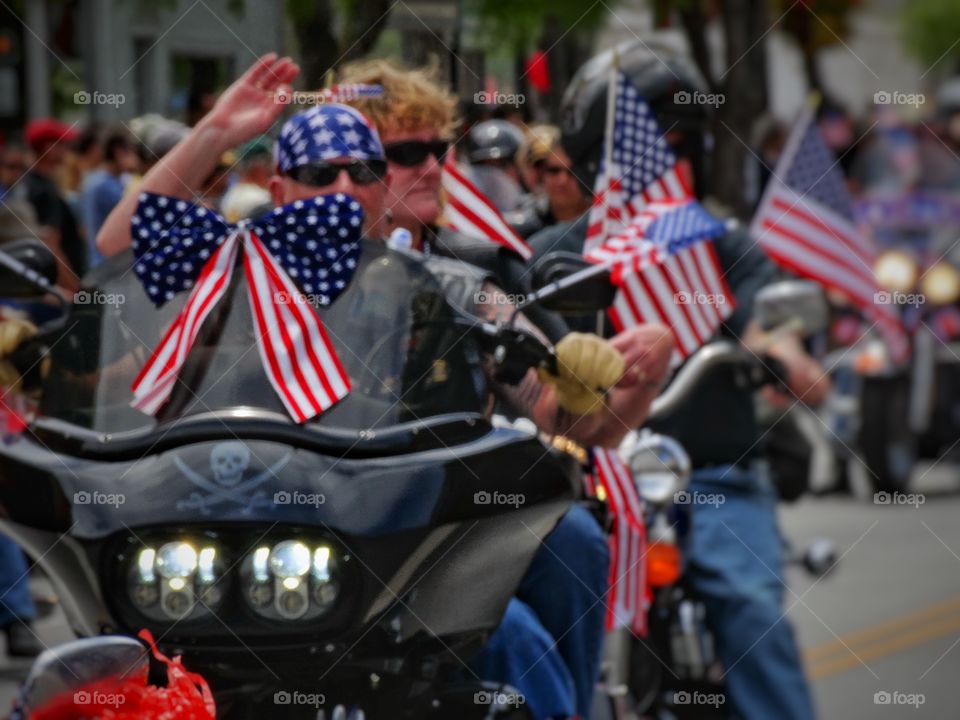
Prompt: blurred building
<box><xmin>5</xmin><ymin>0</ymin><xmax>284</xmax><ymax>132</ymax></box>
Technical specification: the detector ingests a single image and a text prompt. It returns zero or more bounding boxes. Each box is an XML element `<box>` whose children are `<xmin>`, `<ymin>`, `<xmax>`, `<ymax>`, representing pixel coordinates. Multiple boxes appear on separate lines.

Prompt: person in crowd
<box><xmin>80</xmin><ymin>130</ymin><xmax>137</xmax><ymax>268</ymax></box>
<box><xmin>0</xmin><ymin>144</ymin><xmax>28</xmax><ymax>198</ymax></box>
<box><xmin>463</xmin><ymin>119</ymin><xmax>527</xmax><ymax>213</ymax></box>
<box><xmin>23</xmin><ymin>119</ymin><xmax>84</xmax><ymax>292</ymax></box>
<box><xmin>220</xmin><ymin>135</ymin><xmax>273</xmax><ymax>222</ymax></box>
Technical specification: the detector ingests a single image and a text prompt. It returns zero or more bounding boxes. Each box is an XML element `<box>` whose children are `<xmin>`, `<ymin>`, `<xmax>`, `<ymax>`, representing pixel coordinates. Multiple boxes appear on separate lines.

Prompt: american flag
<box><xmin>587</xmin><ymin>447</ymin><xmax>649</xmax><ymax>635</ymax></box>
<box><xmin>750</xmin><ymin>107</ymin><xmax>910</xmax><ymax>363</ymax></box>
<box><xmin>130</xmin><ymin>192</ymin><xmax>361</xmax><ymax>423</ymax></box>
<box><xmin>586</xmin><ymin>199</ymin><xmax>735</xmax><ymax>360</ymax></box>
<box><xmin>584</xmin><ymin>70</ymin><xmax>693</xmax><ymax>253</ymax></box>
<box><xmin>441</xmin><ymin>158</ymin><xmax>533</xmax><ymax>261</ymax></box>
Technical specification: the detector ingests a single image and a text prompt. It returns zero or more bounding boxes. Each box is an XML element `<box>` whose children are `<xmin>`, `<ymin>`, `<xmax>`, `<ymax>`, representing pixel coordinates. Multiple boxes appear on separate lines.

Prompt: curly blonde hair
<box><xmin>337</xmin><ymin>58</ymin><xmax>459</xmax><ymax>139</ymax></box>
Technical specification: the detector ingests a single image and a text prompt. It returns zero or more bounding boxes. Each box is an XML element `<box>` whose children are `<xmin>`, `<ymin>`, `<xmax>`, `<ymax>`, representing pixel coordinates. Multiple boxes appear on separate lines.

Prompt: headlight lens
<box><xmin>921</xmin><ymin>262</ymin><xmax>960</xmax><ymax>305</ymax></box>
<box><xmin>128</xmin><ymin>541</ymin><xmax>224</xmax><ymax>622</ymax></box>
<box><xmin>874</xmin><ymin>250</ymin><xmax>919</xmax><ymax>293</ymax></box>
<box><xmin>240</xmin><ymin>540</ymin><xmax>340</xmax><ymax>621</ymax></box>
<box><xmin>619</xmin><ymin>431</ymin><xmax>692</xmax><ymax>506</ymax></box>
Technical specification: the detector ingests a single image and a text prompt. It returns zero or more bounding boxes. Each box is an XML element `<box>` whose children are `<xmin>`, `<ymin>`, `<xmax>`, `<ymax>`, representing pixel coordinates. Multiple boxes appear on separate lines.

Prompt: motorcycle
<box><xmin>0</xmin><ymin>237</ymin><xmax>618</xmax><ymax>719</ymax></box>
<box><xmin>532</xmin><ymin>270</ymin><xmax>836</xmax><ymax>720</ymax></box>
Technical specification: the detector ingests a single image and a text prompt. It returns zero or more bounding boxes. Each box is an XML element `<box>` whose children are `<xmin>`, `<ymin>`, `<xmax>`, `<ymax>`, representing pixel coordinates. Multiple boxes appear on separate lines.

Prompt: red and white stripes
<box><xmin>131</xmin><ymin>230</ymin><xmax>349</xmax><ymax>423</ymax></box>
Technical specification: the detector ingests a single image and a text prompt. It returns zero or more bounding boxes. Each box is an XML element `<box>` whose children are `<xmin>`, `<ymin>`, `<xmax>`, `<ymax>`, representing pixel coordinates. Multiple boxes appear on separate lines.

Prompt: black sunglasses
<box><xmin>383</xmin><ymin>140</ymin><xmax>450</xmax><ymax>167</ymax></box>
<box><xmin>543</xmin><ymin>164</ymin><xmax>571</xmax><ymax>177</ymax></box>
<box><xmin>286</xmin><ymin>160</ymin><xmax>387</xmax><ymax>187</ymax></box>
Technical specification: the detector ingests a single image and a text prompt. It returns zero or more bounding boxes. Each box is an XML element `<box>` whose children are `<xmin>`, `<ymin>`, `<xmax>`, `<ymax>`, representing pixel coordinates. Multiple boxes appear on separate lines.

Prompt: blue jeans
<box><xmin>470</xmin><ymin>505</ymin><xmax>610</xmax><ymax>719</ymax></box>
<box><xmin>684</xmin><ymin>464</ymin><xmax>815</xmax><ymax>720</ymax></box>
<box><xmin>0</xmin><ymin>534</ymin><xmax>34</xmax><ymax>626</ymax></box>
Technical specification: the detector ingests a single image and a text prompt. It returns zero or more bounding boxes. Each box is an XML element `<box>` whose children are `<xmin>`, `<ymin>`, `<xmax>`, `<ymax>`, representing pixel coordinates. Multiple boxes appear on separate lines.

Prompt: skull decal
<box><xmin>209</xmin><ymin>441</ymin><xmax>251</xmax><ymax>488</ymax></box>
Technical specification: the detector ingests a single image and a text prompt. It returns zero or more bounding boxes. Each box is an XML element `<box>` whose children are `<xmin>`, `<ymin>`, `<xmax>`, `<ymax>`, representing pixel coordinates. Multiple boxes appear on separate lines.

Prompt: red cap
<box><xmin>24</xmin><ymin>118</ymin><xmax>78</xmax><ymax>153</ymax></box>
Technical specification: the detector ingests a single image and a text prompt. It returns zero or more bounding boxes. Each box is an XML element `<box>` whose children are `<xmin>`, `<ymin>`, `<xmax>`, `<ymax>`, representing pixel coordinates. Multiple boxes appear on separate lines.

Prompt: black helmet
<box><xmin>560</xmin><ymin>39</ymin><xmax>712</xmax><ymax>195</ymax></box>
<box><xmin>466</xmin><ymin>120</ymin><xmax>525</xmax><ymax>164</ymax></box>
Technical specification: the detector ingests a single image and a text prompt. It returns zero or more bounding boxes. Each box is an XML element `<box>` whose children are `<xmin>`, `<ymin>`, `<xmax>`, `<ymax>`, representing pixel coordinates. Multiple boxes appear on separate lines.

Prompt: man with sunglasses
<box><xmin>341</xmin><ymin>60</ymin><xmax>678</xmax><ymax>719</ymax></box>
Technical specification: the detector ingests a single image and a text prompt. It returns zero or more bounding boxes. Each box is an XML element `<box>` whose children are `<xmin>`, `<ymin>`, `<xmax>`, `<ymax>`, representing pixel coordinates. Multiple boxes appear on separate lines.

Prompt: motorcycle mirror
<box><xmin>618</xmin><ymin>430</ymin><xmax>692</xmax><ymax>506</ymax></box>
<box><xmin>754</xmin><ymin>280</ymin><xmax>829</xmax><ymax>337</ymax></box>
<box><xmin>528</xmin><ymin>251</ymin><xmax>617</xmax><ymax>315</ymax></box>
<box><xmin>0</xmin><ymin>238</ymin><xmax>60</xmax><ymax>299</ymax></box>
<box><xmin>16</xmin><ymin>636</ymin><xmax>148</xmax><ymax>714</ymax></box>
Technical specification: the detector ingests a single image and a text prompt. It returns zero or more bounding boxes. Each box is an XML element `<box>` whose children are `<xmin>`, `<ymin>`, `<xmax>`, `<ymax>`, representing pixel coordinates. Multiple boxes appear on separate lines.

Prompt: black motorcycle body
<box><xmin>0</xmin><ymin>242</ymin><xmax>579</xmax><ymax>718</ymax></box>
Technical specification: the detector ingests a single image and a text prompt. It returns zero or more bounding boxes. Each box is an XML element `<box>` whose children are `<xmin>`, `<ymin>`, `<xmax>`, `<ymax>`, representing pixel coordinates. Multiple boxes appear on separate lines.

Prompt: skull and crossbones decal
<box><xmin>175</xmin><ymin>441</ymin><xmax>291</xmax><ymax>515</ymax></box>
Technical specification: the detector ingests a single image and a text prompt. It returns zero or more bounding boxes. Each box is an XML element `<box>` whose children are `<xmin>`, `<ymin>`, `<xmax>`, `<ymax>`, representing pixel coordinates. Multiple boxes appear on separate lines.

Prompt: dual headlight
<box><xmin>874</xmin><ymin>251</ymin><xmax>960</xmax><ymax>305</ymax></box>
<box><xmin>127</xmin><ymin>539</ymin><xmax>340</xmax><ymax>624</ymax></box>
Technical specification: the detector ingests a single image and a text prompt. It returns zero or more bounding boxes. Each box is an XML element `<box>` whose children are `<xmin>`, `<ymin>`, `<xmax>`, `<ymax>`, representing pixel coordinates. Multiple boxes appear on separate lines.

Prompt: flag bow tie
<box><xmin>129</xmin><ymin>191</ymin><xmax>364</xmax><ymax>423</ymax></box>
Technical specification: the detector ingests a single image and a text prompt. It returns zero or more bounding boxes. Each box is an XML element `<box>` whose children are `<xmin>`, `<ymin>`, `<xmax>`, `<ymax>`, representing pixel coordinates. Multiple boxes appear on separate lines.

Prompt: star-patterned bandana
<box><xmin>129</xmin><ymin>191</ymin><xmax>364</xmax><ymax>423</ymax></box>
<box><xmin>274</xmin><ymin>103</ymin><xmax>385</xmax><ymax>173</ymax></box>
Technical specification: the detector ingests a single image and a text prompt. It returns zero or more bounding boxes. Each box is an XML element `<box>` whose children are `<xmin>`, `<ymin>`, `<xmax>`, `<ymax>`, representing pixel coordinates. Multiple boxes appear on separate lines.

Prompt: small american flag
<box><xmin>585</xmin><ymin>70</ymin><xmax>693</xmax><ymax>253</ymax></box>
<box><xmin>750</xmin><ymin>107</ymin><xmax>909</xmax><ymax>363</ymax></box>
<box><xmin>441</xmin><ymin>158</ymin><xmax>533</xmax><ymax>261</ymax></box>
<box><xmin>586</xmin><ymin>200</ymin><xmax>735</xmax><ymax>360</ymax></box>
<box><xmin>588</xmin><ymin>447</ymin><xmax>649</xmax><ymax>635</ymax></box>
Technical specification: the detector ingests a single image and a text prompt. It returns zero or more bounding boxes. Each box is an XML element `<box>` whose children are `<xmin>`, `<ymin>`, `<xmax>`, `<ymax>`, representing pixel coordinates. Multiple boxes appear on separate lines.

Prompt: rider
<box><xmin>339</xmin><ymin>56</ymin><xmax>673</xmax><ymax>719</ymax></box>
<box><xmin>523</xmin><ymin>40</ymin><xmax>829</xmax><ymax>720</ymax></box>
<box><xmin>94</xmin><ymin>54</ymin><xmax>674</xmax><ymax>719</ymax></box>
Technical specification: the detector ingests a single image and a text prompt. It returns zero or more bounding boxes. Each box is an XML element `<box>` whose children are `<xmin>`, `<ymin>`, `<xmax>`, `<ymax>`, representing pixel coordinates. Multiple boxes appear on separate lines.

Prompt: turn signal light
<box><xmin>646</xmin><ymin>540</ymin><xmax>683</xmax><ymax>588</ymax></box>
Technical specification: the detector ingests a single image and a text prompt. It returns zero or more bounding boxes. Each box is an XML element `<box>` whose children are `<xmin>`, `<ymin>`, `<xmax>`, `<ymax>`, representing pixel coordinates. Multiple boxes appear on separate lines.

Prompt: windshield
<box><xmin>40</xmin><ymin>242</ymin><xmax>489</xmax><ymax>434</ymax></box>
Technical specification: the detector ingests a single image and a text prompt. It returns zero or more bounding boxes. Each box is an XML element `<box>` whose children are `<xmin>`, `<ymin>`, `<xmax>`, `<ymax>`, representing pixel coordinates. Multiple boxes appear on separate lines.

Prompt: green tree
<box><xmin>902</xmin><ymin>0</ymin><xmax>960</xmax><ymax>75</ymax></box>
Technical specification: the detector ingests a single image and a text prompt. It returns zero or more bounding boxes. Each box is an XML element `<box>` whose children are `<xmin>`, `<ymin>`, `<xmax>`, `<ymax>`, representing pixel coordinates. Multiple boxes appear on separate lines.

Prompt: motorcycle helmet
<box><xmin>466</xmin><ymin>120</ymin><xmax>525</xmax><ymax>164</ymax></box>
<box><xmin>559</xmin><ymin>38</ymin><xmax>712</xmax><ymax>197</ymax></box>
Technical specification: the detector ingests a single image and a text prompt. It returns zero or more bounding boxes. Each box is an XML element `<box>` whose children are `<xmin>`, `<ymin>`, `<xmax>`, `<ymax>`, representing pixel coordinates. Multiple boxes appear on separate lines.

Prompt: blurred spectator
<box><xmin>516</xmin><ymin>123</ymin><xmax>560</xmax><ymax>196</ymax></box>
<box><xmin>0</xmin><ymin>144</ymin><xmax>28</xmax><ymax>197</ymax></box>
<box><xmin>64</xmin><ymin>125</ymin><xmax>103</xmax><ymax>200</ymax></box>
<box><xmin>63</xmin><ymin>126</ymin><xmax>103</xmax><ymax>247</ymax></box>
<box><xmin>746</xmin><ymin>115</ymin><xmax>788</xmax><ymax>209</ymax></box>
<box><xmin>23</xmin><ymin>119</ymin><xmax>83</xmax><ymax>292</ymax></box>
<box><xmin>540</xmin><ymin>136</ymin><xmax>590</xmax><ymax>224</ymax></box>
<box><xmin>221</xmin><ymin>136</ymin><xmax>272</xmax><ymax>222</ymax></box>
<box><xmin>80</xmin><ymin>130</ymin><xmax>137</xmax><ymax>267</ymax></box>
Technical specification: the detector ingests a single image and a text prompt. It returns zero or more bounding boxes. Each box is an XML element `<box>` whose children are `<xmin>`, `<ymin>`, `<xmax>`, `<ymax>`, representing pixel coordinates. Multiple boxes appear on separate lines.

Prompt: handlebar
<box><xmin>648</xmin><ymin>341</ymin><xmax>789</xmax><ymax>420</ymax></box>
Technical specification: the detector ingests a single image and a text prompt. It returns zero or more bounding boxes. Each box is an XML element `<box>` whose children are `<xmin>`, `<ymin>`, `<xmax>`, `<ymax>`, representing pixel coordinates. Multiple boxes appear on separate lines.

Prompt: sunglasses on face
<box><xmin>383</xmin><ymin>140</ymin><xmax>450</xmax><ymax>167</ymax></box>
<box><xmin>286</xmin><ymin>160</ymin><xmax>387</xmax><ymax>187</ymax></box>
<box><xmin>543</xmin><ymin>164</ymin><xmax>572</xmax><ymax>177</ymax></box>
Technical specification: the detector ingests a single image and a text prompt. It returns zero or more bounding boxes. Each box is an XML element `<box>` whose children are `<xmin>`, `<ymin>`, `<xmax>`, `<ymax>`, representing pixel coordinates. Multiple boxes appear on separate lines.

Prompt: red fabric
<box><xmin>30</xmin><ymin>631</ymin><xmax>215</xmax><ymax>720</ymax></box>
<box><xmin>525</xmin><ymin>51</ymin><xmax>550</xmax><ymax>93</ymax></box>
<box><xmin>24</xmin><ymin>119</ymin><xmax>77</xmax><ymax>154</ymax></box>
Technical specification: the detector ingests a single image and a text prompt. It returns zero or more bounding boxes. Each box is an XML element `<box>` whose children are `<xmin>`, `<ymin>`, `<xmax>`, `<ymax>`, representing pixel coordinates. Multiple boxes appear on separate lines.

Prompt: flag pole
<box><xmin>598</xmin><ymin>50</ymin><xmax>619</xmax><ymax>242</ymax></box>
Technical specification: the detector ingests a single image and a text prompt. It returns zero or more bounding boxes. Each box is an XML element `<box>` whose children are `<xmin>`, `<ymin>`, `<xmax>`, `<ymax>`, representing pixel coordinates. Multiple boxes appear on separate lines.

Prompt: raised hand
<box><xmin>202</xmin><ymin>53</ymin><xmax>300</xmax><ymax>150</ymax></box>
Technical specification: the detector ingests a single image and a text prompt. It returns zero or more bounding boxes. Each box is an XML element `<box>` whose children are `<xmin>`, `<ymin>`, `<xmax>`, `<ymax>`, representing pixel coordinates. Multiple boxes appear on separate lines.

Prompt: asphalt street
<box><xmin>0</xmin><ymin>461</ymin><xmax>958</xmax><ymax>719</ymax></box>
